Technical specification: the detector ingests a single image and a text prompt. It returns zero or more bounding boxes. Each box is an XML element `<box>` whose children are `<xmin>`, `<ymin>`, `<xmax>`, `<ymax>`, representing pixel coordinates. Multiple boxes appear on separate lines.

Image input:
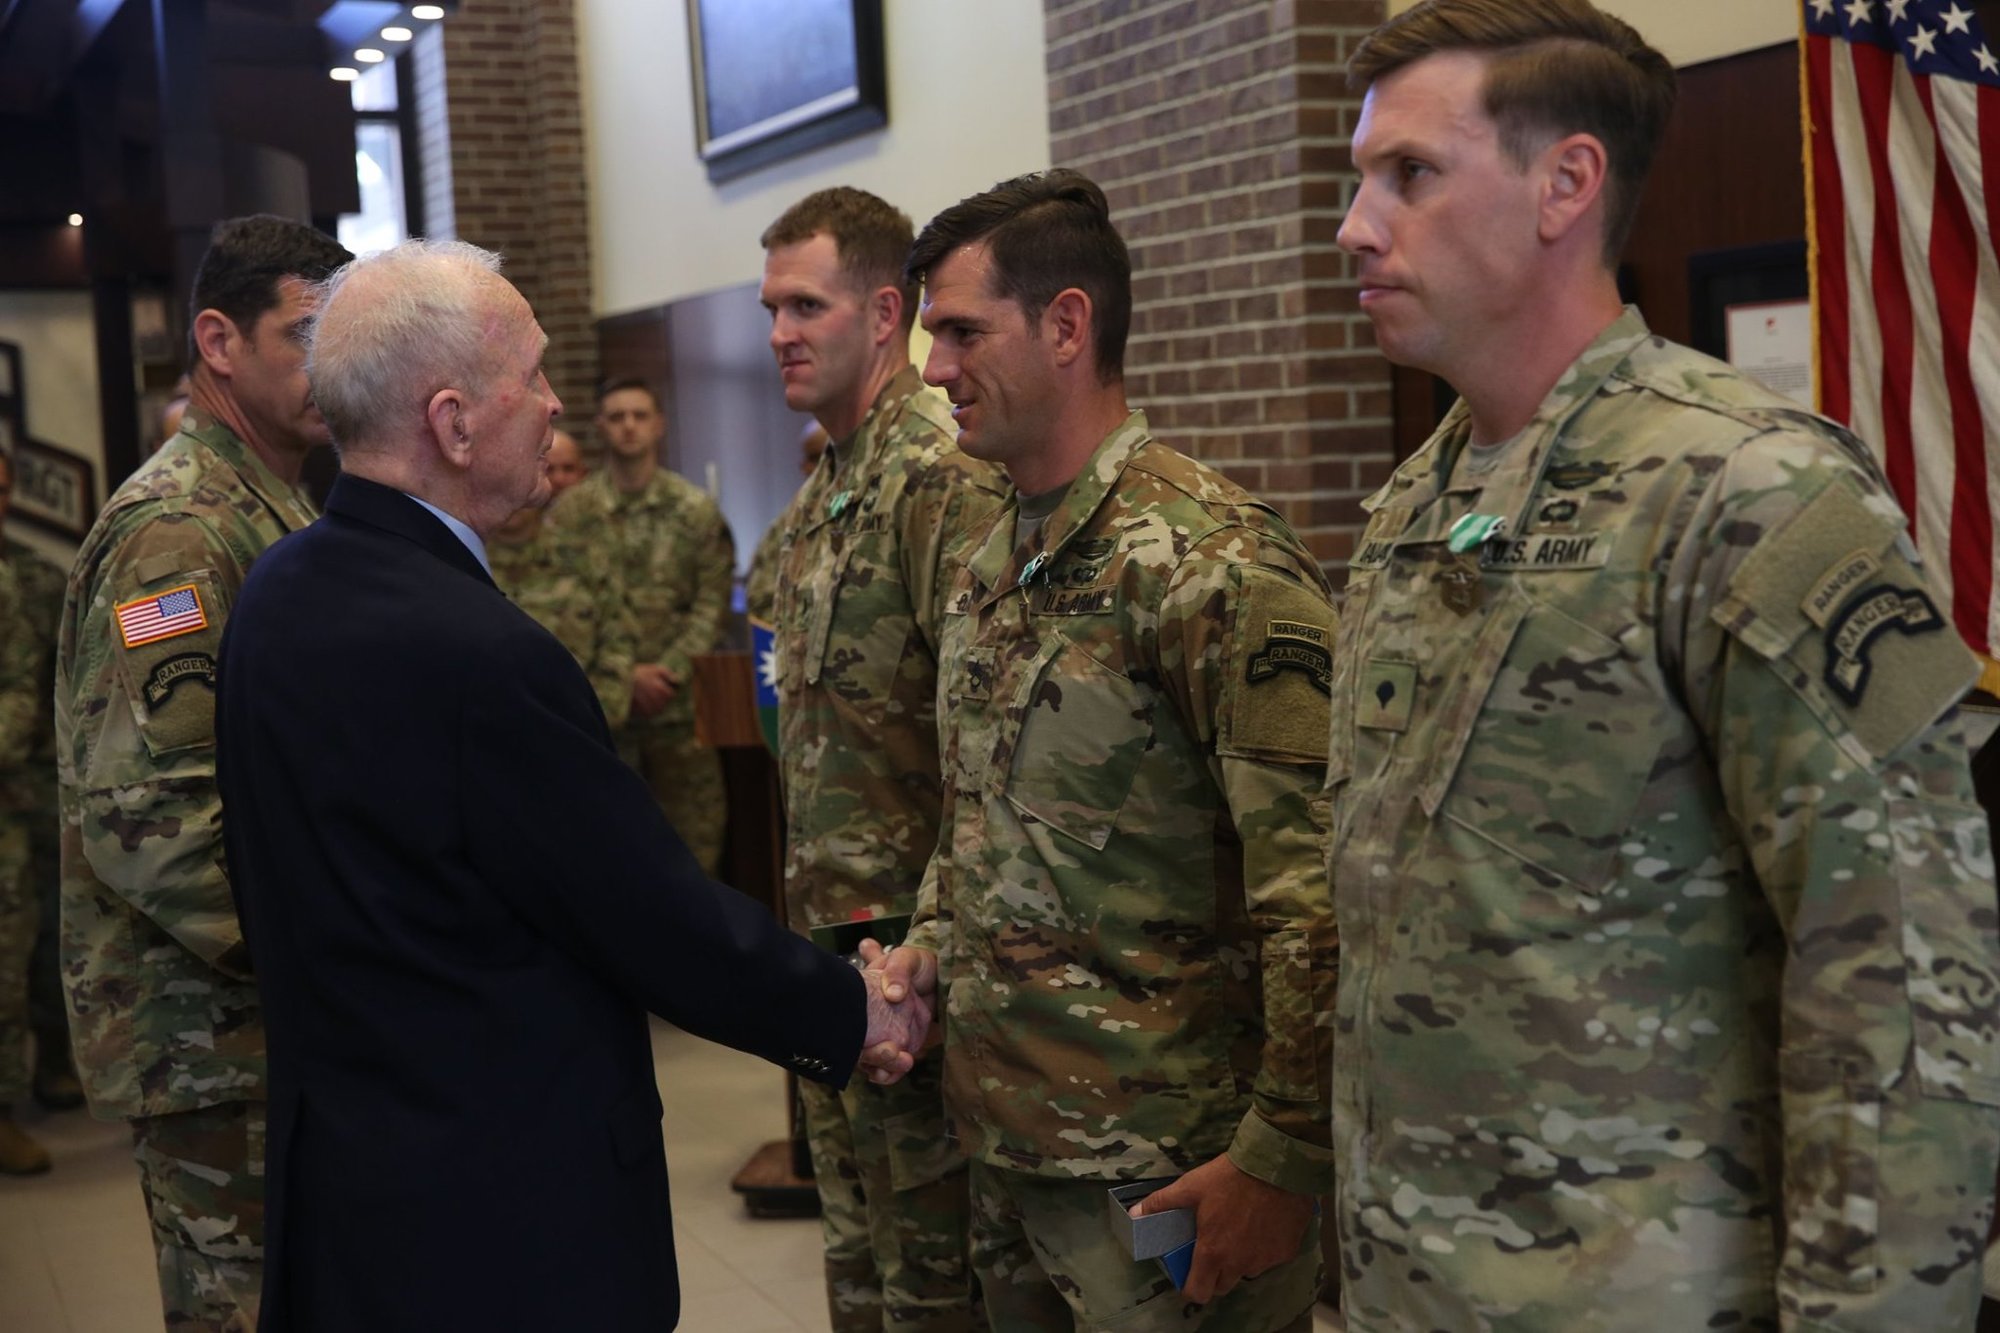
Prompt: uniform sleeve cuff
<box><xmin>1227</xmin><ymin>1110</ymin><xmax>1335</xmax><ymax>1196</ymax></box>
<box><xmin>901</xmin><ymin>921</ymin><xmax>944</xmax><ymax>957</ymax></box>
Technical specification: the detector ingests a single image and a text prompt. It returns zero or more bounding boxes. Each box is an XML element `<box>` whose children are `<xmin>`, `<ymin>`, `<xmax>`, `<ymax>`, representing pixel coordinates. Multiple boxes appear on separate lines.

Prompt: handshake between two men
<box><xmin>847</xmin><ymin>940</ymin><xmax>1320</xmax><ymax>1311</ymax></box>
<box><xmin>854</xmin><ymin>941</ymin><xmax>933</xmax><ymax>1084</ymax></box>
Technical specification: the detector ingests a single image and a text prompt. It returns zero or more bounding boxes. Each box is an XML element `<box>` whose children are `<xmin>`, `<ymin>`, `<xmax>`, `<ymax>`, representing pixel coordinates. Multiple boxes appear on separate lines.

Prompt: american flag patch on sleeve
<box><xmin>116</xmin><ymin>584</ymin><xmax>209</xmax><ymax>648</ymax></box>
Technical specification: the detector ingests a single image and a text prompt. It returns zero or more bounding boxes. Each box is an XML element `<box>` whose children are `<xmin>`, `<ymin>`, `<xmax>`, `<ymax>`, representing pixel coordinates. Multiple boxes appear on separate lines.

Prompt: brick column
<box><xmin>1044</xmin><ymin>0</ymin><xmax>1393</xmax><ymax>569</ymax></box>
<box><xmin>432</xmin><ymin>0</ymin><xmax>597</xmax><ymax>427</ymax></box>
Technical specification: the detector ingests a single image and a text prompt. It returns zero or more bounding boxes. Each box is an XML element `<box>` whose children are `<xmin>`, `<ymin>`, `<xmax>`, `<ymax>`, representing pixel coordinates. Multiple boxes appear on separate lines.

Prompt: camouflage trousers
<box><xmin>24</xmin><ymin>809</ymin><xmax>67</xmax><ymax>1061</ymax></box>
<box><xmin>130</xmin><ymin>1100</ymin><xmax>265</xmax><ymax>1333</ymax></box>
<box><xmin>618</xmin><ymin>720</ymin><xmax>725</xmax><ymax>875</ymax></box>
<box><xmin>0</xmin><ymin>819</ymin><xmax>32</xmax><ymax>1104</ymax></box>
<box><xmin>968</xmin><ymin>1162</ymin><xmax>1321</xmax><ymax>1333</ymax></box>
<box><xmin>800</xmin><ymin>1060</ymin><xmax>978</xmax><ymax>1331</ymax></box>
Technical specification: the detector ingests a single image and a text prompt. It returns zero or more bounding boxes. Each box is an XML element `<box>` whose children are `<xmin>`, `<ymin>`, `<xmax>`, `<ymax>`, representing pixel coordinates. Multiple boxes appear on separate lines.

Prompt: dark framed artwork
<box><xmin>1687</xmin><ymin>240</ymin><xmax>1808</xmax><ymax>360</ymax></box>
<box><xmin>0</xmin><ymin>339</ymin><xmax>99</xmax><ymax>542</ymax></box>
<box><xmin>687</xmin><ymin>0</ymin><xmax>886</xmax><ymax>184</ymax></box>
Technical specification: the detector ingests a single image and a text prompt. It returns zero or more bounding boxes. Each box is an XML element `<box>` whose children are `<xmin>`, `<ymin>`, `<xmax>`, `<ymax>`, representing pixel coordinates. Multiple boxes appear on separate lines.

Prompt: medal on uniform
<box><xmin>1447</xmin><ymin>512</ymin><xmax>1505</xmax><ymax>553</ymax></box>
<box><xmin>1439</xmin><ymin>511</ymin><xmax>1501</xmax><ymax>614</ymax></box>
<box><xmin>1017</xmin><ymin>551</ymin><xmax>1050</xmax><ymax>588</ymax></box>
<box><xmin>828</xmin><ymin>489</ymin><xmax>854</xmax><ymax>519</ymax></box>
<box><xmin>1438</xmin><ymin>557</ymin><xmax>1482</xmax><ymax>615</ymax></box>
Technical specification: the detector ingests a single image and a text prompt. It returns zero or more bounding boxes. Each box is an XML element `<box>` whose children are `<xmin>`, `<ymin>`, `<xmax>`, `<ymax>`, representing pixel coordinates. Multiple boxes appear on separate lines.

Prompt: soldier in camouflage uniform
<box><xmin>4</xmin><ymin>513</ymin><xmax>82</xmax><ymax>1120</ymax></box>
<box><xmin>488</xmin><ymin>468</ymin><xmax>638</xmax><ymax>731</ymax></box>
<box><xmin>549</xmin><ymin>380</ymin><xmax>734</xmax><ymax>873</ymax></box>
<box><xmin>0</xmin><ymin>449</ymin><xmax>72</xmax><ymax>1176</ymax></box>
<box><xmin>56</xmin><ymin>216</ymin><xmax>350</xmax><ymax>1332</ymax></box>
<box><xmin>876</xmin><ymin>171</ymin><xmax>1338</xmax><ymax>1332</ymax></box>
<box><xmin>744</xmin><ymin>420</ymin><xmax>828</xmax><ymax>624</ymax></box>
<box><xmin>1329</xmin><ymin>5</ymin><xmax>2000</xmax><ymax>1329</ymax></box>
<box><xmin>759</xmin><ymin>187</ymin><xmax>1008</xmax><ymax>1332</ymax></box>
<box><xmin>0</xmin><ymin>462</ymin><xmax>61</xmax><ymax>1168</ymax></box>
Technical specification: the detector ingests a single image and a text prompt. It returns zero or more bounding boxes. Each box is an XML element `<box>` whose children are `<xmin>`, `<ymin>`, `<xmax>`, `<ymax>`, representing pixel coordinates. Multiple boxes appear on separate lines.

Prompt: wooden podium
<box><xmin>690</xmin><ymin>651</ymin><xmax>820</xmax><ymax>1218</ymax></box>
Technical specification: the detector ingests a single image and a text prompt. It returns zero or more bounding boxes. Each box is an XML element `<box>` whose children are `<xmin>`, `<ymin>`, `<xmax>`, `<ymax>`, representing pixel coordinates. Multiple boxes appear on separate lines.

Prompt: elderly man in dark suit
<box><xmin>216</xmin><ymin>239</ymin><xmax>925</xmax><ymax>1332</ymax></box>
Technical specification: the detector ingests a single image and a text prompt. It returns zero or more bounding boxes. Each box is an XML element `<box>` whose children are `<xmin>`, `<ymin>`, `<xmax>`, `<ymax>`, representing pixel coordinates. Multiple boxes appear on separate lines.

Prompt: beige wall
<box><xmin>578</xmin><ymin>0</ymin><xmax>1052</xmax><ymax>317</ymax></box>
<box><xmin>1386</xmin><ymin>0</ymin><xmax>1796</xmax><ymax>67</ymax></box>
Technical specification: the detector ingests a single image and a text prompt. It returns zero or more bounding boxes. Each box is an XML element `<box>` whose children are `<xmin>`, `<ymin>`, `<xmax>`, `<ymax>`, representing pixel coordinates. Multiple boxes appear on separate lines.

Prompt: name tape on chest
<box><xmin>115</xmin><ymin>583</ymin><xmax>209</xmax><ymax>649</ymax></box>
<box><xmin>1034</xmin><ymin>586</ymin><xmax>1116</xmax><ymax>616</ymax></box>
<box><xmin>1480</xmin><ymin>532</ymin><xmax>1610</xmax><ymax>572</ymax></box>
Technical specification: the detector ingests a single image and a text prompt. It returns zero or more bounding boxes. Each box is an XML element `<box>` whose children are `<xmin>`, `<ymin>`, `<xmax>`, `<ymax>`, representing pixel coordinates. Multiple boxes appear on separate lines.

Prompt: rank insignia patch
<box><xmin>1356</xmin><ymin>659</ymin><xmax>1417</xmax><ymax>732</ymax></box>
<box><xmin>1824</xmin><ymin>584</ymin><xmax>1943</xmax><ymax>706</ymax></box>
<box><xmin>116</xmin><ymin>584</ymin><xmax>209</xmax><ymax>649</ymax></box>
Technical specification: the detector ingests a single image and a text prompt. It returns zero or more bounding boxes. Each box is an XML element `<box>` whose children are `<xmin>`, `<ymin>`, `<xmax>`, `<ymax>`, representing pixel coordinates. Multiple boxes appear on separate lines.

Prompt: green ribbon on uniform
<box><xmin>828</xmin><ymin>489</ymin><xmax>854</xmax><ymax>519</ymax></box>
<box><xmin>1447</xmin><ymin>513</ymin><xmax>1506</xmax><ymax>553</ymax></box>
<box><xmin>1017</xmin><ymin>552</ymin><xmax>1050</xmax><ymax>588</ymax></box>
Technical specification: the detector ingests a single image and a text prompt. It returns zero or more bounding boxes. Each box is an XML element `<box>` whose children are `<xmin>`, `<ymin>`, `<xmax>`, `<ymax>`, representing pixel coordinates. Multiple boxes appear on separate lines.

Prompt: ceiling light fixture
<box><xmin>382</xmin><ymin>26</ymin><xmax>413</xmax><ymax>41</ymax></box>
<box><xmin>355</xmin><ymin>47</ymin><xmax>386</xmax><ymax>62</ymax></box>
<box><xmin>67</xmin><ymin>213</ymin><xmax>82</xmax><ymax>227</ymax></box>
<box><xmin>330</xmin><ymin>66</ymin><xmax>360</xmax><ymax>81</ymax></box>
<box><xmin>411</xmin><ymin>5</ymin><xmax>445</xmax><ymax>20</ymax></box>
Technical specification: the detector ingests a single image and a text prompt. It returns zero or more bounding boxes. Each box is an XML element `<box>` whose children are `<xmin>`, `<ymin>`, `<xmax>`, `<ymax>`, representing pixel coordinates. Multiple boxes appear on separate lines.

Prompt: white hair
<box><xmin>306</xmin><ymin>238</ymin><xmax>510</xmax><ymax>453</ymax></box>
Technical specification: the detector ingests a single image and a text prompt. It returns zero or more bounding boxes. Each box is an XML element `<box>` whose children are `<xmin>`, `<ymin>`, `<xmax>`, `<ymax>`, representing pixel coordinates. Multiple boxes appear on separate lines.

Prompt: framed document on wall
<box><xmin>0</xmin><ymin>339</ymin><xmax>99</xmax><ymax>542</ymax></box>
<box><xmin>687</xmin><ymin>0</ymin><xmax>886</xmax><ymax>183</ymax></box>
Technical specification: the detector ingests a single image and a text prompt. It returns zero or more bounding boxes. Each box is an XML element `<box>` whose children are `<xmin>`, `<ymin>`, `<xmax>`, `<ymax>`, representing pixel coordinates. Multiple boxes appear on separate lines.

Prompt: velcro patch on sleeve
<box><xmin>115</xmin><ymin>583</ymin><xmax>209</xmax><ymax>649</ymax></box>
<box><xmin>1717</xmin><ymin>471</ymin><xmax>1974</xmax><ymax>759</ymax></box>
<box><xmin>1223</xmin><ymin>566</ymin><xmax>1333</xmax><ymax>762</ymax></box>
<box><xmin>1716</xmin><ymin>472</ymin><xmax>1901</xmax><ymax>660</ymax></box>
<box><xmin>111</xmin><ymin>572</ymin><xmax>227</xmax><ymax>758</ymax></box>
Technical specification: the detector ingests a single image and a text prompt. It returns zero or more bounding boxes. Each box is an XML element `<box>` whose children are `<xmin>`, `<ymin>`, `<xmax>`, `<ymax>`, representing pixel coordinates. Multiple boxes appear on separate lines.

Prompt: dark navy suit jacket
<box><xmin>218</xmin><ymin>475</ymin><xmax>862</xmax><ymax>1331</ymax></box>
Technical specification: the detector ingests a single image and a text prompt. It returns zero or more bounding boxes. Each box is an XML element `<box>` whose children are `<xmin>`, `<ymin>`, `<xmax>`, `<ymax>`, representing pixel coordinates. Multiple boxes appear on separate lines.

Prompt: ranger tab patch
<box><xmin>116</xmin><ymin>584</ymin><xmax>209</xmax><ymax>649</ymax></box>
<box><xmin>1824</xmin><ymin>584</ymin><xmax>1943</xmax><ymax>705</ymax></box>
<box><xmin>1247</xmin><ymin>619</ymin><xmax>1331</xmax><ymax>695</ymax></box>
<box><xmin>1802</xmin><ymin>549</ymin><xmax>1881</xmax><ymax>628</ymax></box>
<box><xmin>143</xmin><ymin>653</ymin><xmax>217</xmax><ymax>708</ymax></box>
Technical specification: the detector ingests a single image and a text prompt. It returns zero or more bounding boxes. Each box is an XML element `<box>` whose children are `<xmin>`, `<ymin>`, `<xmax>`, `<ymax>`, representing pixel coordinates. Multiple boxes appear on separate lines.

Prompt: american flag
<box><xmin>116</xmin><ymin>584</ymin><xmax>208</xmax><ymax>648</ymax></box>
<box><xmin>1804</xmin><ymin>0</ymin><xmax>2000</xmax><ymax>693</ymax></box>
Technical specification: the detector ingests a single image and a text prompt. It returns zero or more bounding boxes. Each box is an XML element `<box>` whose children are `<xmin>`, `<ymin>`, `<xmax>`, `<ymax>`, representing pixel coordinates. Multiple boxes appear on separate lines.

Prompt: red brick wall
<box><xmin>433</xmin><ymin>0</ymin><xmax>597</xmax><ymax>429</ymax></box>
<box><xmin>1044</xmin><ymin>0</ymin><xmax>1393</xmax><ymax>568</ymax></box>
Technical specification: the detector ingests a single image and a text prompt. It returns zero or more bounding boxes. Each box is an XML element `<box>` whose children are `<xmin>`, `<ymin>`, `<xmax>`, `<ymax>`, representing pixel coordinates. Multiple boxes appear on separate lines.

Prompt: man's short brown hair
<box><xmin>905</xmin><ymin>169</ymin><xmax>1132</xmax><ymax>385</ymax></box>
<box><xmin>760</xmin><ymin>187</ymin><xmax>919</xmax><ymax>333</ymax></box>
<box><xmin>596</xmin><ymin>376</ymin><xmax>662</xmax><ymax>411</ymax></box>
<box><xmin>1350</xmin><ymin>0</ymin><xmax>1676</xmax><ymax>262</ymax></box>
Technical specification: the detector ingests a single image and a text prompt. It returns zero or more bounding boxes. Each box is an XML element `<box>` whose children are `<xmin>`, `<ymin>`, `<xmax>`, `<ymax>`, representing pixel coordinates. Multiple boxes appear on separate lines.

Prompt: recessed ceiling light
<box><xmin>67</xmin><ymin>213</ymin><xmax>82</xmax><ymax>227</ymax></box>
<box><xmin>355</xmin><ymin>48</ymin><xmax>386</xmax><ymax>62</ymax></box>
<box><xmin>382</xmin><ymin>26</ymin><xmax>413</xmax><ymax>41</ymax></box>
<box><xmin>411</xmin><ymin>5</ymin><xmax>445</xmax><ymax>20</ymax></box>
<box><xmin>330</xmin><ymin>67</ymin><xmax>360</xmax><ymax>81</ymax></box>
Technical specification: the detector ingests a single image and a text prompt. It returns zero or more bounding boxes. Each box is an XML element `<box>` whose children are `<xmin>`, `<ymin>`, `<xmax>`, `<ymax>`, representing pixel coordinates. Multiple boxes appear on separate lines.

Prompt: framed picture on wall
<box><xmin>686</xmin><ymin>0</ymin><xmax>887</xmax><ymax>184</ymax></box>
<box><xmin>11</xmin><ymin>438</ymin><xmax>97</xmax><ymax>541</ymax></box>
<box><xmin>0</xmin><ymin>339</ymin><xmax>98</xmax><ymax>542</ymax></box>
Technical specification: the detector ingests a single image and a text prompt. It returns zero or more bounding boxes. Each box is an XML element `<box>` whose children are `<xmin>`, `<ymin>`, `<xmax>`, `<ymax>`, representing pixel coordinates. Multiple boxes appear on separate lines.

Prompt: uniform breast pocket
<box><xmin>626</xmin><ymin>579</ymin><xmax>677</xmax><ymax>637</ymax></box>
<box><xmin>808</xmin><ymin>526</ymin><xmax>908</xmax><ymax>700</ymax></box>
<box><xmin>1428</xmin><ymin>590</ymin><xmax>1672</xmax><ymax>892</ymax></box>
<box><xmin>1004</xmin><ymin>640</ymin><xmax>1154</xmax><ymax>850</ymax></box>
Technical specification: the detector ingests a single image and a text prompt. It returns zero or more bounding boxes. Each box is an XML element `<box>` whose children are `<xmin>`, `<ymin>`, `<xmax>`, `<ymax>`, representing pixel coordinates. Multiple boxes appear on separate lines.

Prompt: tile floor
<box><xmin>1</xmin><ymin>1021</ymin><xmax>1344</xmax><ymax>1331</ymax></box>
